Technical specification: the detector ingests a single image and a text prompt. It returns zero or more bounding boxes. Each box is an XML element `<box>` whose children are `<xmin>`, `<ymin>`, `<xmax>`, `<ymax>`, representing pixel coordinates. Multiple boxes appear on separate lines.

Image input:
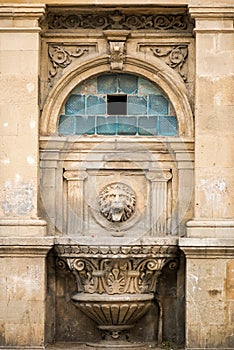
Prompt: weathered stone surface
<box><xmin>0</xmin><ymin>1</ymin><xmax>233</xmax><ymax>349</ymax></box>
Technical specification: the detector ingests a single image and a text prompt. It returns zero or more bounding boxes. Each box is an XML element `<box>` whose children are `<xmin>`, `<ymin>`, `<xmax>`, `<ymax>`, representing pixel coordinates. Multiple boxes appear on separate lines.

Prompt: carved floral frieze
<box><xmin>47</xmin><ymin>11</ymin><xmax>190</xmax><ymax>31</ymax></box>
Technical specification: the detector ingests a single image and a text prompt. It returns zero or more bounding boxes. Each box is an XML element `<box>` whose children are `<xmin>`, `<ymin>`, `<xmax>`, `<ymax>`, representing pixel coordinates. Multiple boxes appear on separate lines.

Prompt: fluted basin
<box><xmin>72</xmin><ymin>293</ymin><xmax>154</xmax><ymax>347</ymax></box>
<box><xmin>73</xmin><ymin>293</ymin><xmax>153</xmax><ymax>327</ymax></box>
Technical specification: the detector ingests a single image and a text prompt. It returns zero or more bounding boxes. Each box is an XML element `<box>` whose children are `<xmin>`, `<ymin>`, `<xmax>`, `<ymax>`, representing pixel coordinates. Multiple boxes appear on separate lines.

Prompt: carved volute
<box><xmin>55</xmin><ymin>244</ymin><xmax>179</xmax><ymax>295</ymax></box>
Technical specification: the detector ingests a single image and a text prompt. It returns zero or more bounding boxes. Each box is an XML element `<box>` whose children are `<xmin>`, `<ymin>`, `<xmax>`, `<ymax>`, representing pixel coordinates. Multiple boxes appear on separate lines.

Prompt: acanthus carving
<box><xmin>150</xmin><ymin>45</ymin><xmax>188</xmax><ymax>81</ymax></box>
<box><xmin>65</xmin><ymin>257</ymin><xmax>170</xmax><ymax>294</ymax></box>
<box><xmin>47</xmin><ymin>11</ymin><xmax>189</xmax><ymax>31</ymax></box>
<box><xmin>48</xmin><ymin>45</ymin><xmax>89</xmax><ymax>80</ymax></box>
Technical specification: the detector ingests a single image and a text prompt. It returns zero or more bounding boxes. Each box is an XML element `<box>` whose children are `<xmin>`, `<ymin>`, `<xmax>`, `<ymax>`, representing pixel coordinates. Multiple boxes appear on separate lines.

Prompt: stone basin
<box><xmin>55</xmin><ymin>242</ymin><xmax>179</xmax><ymax>348</ymax></box>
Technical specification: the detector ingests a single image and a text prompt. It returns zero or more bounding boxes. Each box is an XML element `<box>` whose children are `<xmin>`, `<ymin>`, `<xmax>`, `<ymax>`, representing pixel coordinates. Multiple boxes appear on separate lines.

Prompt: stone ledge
<box><xmin>0</xmin><ymin>4</ymin><xmax>46</xmax><ymax>17</ymax></box>
<box><xmin>189</xmin><ymin>5</ymin><xmax>234</xmax><ymax>19</ymax></box>
<box><xmin>186</xmin><ymin>219</ymin><xmax>234</xmax><ymax>238</ymax></box>
<box><xmin>0</xmin><ymin>236</ymin><xmax>54</xmax><ymax>257</ymax></box>
<box><xmin>179</xmin><ymin>237</ymin><xmax>234</xmax><ymax>258</ymax></box>
<box><xmin>0</xmin><ymin>219</ymin><xmax>47</xmax><ymax>237</ymax></box>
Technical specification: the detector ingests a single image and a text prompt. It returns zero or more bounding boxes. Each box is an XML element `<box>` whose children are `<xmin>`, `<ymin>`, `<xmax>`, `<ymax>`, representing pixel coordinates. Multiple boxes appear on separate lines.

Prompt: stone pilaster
<box><xmin>0</xmin><ymin>4</ymin><xmax>45</xmax><ymax>225</ymax></box>
<box><xmin>180</xmin><ymin>237</ymin><xmax>234</xmax><ymax>350</ymax></box>
<box><xmin>186</xmin><ymin>2</ymin><xmax>234</xmax><ymax>235</ymax></box>
<box><xmin>0</xmin><ymin>5</ymin><xmax>52</xmax><ymax>349</ymax></box>
<box><xmin>182</xmin><ymin>3</ymin><xmax>234</xmax><ymax>349</ymax></box>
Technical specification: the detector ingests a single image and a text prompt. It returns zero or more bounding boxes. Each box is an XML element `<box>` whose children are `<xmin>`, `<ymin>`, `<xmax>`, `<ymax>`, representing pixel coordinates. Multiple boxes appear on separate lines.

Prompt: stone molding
<box><xmin>189</xmin><ymin>4</ymin><xmax>234</xmax><ymax>33</ymax></box>
<box><xmin>179</xmin><ymin>237</ymin><xmax>234</xmax><ymax>258</ymax></box>
<box><xmin>0</xmin><ymin>219</ymin><xmax>47</xmax><ymax>237</ymax></box>
<box><xmin>0</xmin><ymin>237</ymin><xmax>54</xmax><ymax>257</ymax></box>
<box><xmin>186</xmin><ymin>219</ymin><xmax>234</xmax><ymax>238</ymax></box>
<box><xmin>55</xmin><ymin>244</ymin><xmax>179</xmax><ymax>257</ymax></box>
<box><xmin>0</xmin><ymin>4</ymin><xmax>45</xmax><ymax>32</ymax></box>
<box><xmin>189</xmin><ymin>5</ymin><xmax>234</xmax><ymax>19</ymax></box>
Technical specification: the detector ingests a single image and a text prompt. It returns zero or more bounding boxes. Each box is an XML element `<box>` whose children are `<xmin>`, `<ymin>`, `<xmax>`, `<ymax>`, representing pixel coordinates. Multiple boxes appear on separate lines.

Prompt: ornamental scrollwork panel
<box><xmin>150</xmin><ymin>45</ymin><xmax>188</xmax><ymax>82</ymax></box>
<box><xmin>48</xmin><ymin>44</ymin><xmax>93</xmax><ymax>83</ymax></box>
<box><xmin>47</xmin><ymin>11</ymin><xmax>191</xmax><ymax>32</ymax></box>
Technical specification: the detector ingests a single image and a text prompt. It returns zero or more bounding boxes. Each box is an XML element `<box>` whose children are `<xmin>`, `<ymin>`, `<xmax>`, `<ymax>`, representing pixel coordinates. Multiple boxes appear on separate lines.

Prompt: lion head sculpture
<box><xmin>98</xmin><ymin>183</ymin><xmax>136</xmax><ymax>223</ymax></box>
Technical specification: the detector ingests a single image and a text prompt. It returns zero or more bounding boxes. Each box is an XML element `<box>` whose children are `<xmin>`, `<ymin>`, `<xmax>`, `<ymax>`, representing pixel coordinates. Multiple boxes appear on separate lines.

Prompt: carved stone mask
<box><xmin>98</xmin><ymin>183</ymin><xmax>136</xmax><ymax>222</ymax></box>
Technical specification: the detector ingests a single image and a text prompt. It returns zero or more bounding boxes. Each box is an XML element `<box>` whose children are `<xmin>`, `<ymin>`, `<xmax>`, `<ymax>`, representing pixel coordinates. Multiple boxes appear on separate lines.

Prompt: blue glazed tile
<box><xmin>138</xmin><ymin>116</ymin><xmax>157</xmax><ymax>135</ymax></box>
<box><xmin>58</xmin><ymin>115</ymin><xmax>76</xmax><ymax>135</ymax></box>
<box><xmin>75</xmin><ymin>116</ymin><xmax>95</xmax><ymax>135</ymax></box>
<box><xmin>97</xmin><ymin>74</ymin><xmax>117</xmax><ymax>94</ymax></box>
<box><xmin>158</xmin><ymin>116</ymin><xmax>178</xmax><ymax>136</ymax></box>
<box><xmin>72</xmin><ymin>77</ymin><xmax>97</xmax><ymax>94</ymax></box>
<box><xmin>118</xmin><ymin>74</ymin><xmax>138</xmax><ymax>94</ymax></box>
<box><xmin>97</xmin><ymin>116</ymin><xmax>117</xmax><ymax>135</ymax></box>
<box><xmin>138</xmin><ymin>77</ymin><xmax>162</xmax><ymax>95</ymax></box>
<box><xmin>128</xmin><ymin>96</ymin><xmax>147</xmax><ymax>115</ymax></box>
<box><xmin>117</xmin><ymin>116</ymin><xmax>137</xmax><ymax>135</ymax></box>
<box><xmin>86</xmin><ymin>95</ymin><xmax>106</xmax><ymax>115</ymax></box>
<box><xmin>65</xmin><ymin>94</ymin><xmax>85</xmax><ymax>115</ymax></box>
<box><xmin>148</xmin><ymin>95</ymin><xmax>169</xmax><ymax>115</ymax></box>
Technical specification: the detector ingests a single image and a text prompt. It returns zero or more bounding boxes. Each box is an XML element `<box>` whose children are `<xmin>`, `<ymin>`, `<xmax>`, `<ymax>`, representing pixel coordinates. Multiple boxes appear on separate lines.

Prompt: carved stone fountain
<box><xmin>54</xmin><ymin>181</ymin><xmax>179</xmax><ymax>347</ymax></box>
<box><xmin>55</xmin><ymin>244</ymin><xmax>178</xmax><ymax>348</ymax></box>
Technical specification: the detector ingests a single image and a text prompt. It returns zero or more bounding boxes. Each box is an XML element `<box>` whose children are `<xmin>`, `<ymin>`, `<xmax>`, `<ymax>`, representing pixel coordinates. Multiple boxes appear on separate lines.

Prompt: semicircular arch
<box><xmin>40</xmin><ymin>54</ymin><xmax>193</xmax><ymax>137</ymax></box>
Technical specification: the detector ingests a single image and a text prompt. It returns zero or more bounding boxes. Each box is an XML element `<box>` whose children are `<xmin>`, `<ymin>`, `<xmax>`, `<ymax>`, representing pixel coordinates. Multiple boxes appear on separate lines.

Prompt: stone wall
<box><xmin>0</xmin><ymin>1</ymin><xmax>233</xmax><ymax>349</ymax></box>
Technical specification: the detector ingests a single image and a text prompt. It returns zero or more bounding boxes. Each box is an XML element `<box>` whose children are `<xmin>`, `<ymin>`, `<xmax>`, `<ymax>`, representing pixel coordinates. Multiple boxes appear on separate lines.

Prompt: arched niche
<box><xmin>40</xmin><ymin>54</ymin><xmax>194</xmax><ymax>138</ymax></box>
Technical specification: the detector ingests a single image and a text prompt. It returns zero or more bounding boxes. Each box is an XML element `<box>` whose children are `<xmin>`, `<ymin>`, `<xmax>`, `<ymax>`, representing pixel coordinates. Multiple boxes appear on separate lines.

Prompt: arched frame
<box><xmin>40</xmin><ymin>54</ymin><xmax>194</xmax><ymax>137</ymax></box>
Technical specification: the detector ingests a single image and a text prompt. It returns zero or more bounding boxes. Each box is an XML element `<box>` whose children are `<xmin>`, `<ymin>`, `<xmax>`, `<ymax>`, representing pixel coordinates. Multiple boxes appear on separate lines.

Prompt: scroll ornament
<box><xmin>151</xmin><ymin>45</ymin><xmax>188</xmax><ymax>81</ymax></box>
<box><xmin>48</xmin><ymin>45</ymin><xmax>89</xmax><ymax>79</ymax></box>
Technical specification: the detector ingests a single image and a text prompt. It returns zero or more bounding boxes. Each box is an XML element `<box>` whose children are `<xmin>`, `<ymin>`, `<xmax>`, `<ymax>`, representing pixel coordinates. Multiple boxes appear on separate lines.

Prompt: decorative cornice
<box><xmin>47</xmin><ymin>10</ymin><xmax>190</xmax><ymax>31</ymax></box>
<box><xmin>189</xmin><ymin>5</ymin><xmax>234</xmax><ymax>19</ymax></box>
<box><xmin>0</xmin><ymin>4</ymin><xmax>46</xmax><ymax>18</ymax></box>
<box><xmin>0</xmin><ymin>4</ymin><xmax>45</xmax><ymax>31</ymax></box>
<box><xmin>54</xmin><ymin>244</ymin><xmax>179</xmax><ymax>258</ymax></box>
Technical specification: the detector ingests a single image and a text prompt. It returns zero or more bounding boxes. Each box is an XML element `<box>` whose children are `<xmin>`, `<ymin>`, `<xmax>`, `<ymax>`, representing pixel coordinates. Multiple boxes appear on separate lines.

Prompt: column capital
<box><xmin>0</xmin><ymin>4</ymin><xmax>46</xmax><ymax>32</ymax></box>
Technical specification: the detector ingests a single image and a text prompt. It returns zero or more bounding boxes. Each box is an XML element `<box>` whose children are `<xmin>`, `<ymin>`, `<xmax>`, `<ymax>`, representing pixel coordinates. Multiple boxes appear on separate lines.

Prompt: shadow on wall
<box><xmin>45</xmin><ymin>249</ymin><xmax>185</xmax><ymax>347</ymax></box>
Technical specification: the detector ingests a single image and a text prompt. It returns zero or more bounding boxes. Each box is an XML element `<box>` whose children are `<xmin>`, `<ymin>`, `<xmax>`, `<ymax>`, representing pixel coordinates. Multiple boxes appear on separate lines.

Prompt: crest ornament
<box><xmin>98</xmin><ymin>182</ymin><xmax>136</xmax><ymax>223</ymax></box>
